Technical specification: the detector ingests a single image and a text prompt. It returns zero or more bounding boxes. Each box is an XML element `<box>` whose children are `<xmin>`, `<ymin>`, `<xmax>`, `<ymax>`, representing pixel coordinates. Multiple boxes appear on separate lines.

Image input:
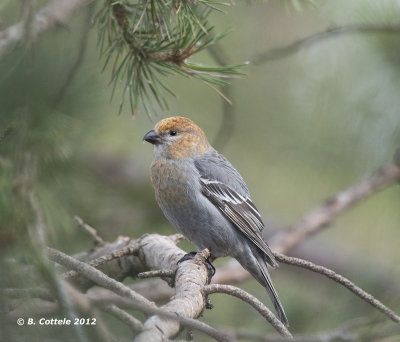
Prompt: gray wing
<box><xmin>194</xmin><ymin>149</ymin><xmax>278</xmax><ymax>267</ymax></box>
<box><xmin>194</xmin><ymin>149</ymin><xmax>250</xmax><ymax>197</ymax></box>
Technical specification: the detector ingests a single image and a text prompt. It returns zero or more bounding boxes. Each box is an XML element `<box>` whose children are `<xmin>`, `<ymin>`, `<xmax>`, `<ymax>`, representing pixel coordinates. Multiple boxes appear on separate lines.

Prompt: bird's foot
<box><xmin>204</xmin><ymin>257</ymin><xmax>215</xmax><ymax>278</ymax></box>
<box><xmin>177</xmin><ymin>252</ymin><xmax>216</xmax><ymax>279</ymax></box>
<box><xmin>177</xmin><ymin>252</ymin><xmax>197</xmax><ymax>263</ymax></box>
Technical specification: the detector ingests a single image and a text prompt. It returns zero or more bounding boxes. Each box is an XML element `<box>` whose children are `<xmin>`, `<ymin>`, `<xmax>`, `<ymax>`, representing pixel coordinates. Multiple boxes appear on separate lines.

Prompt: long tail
<box><xmin>254</xmin><ymin>255</ymin><xmax>289</xmax><ymax>326</ymax></box>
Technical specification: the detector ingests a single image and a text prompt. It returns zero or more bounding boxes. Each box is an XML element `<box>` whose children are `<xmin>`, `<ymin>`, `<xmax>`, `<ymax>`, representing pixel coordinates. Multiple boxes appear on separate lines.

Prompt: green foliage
<box><xmin>95</xmin><ymin>0</ymin><xmax>243</xmax><ymax>116</ymax></box>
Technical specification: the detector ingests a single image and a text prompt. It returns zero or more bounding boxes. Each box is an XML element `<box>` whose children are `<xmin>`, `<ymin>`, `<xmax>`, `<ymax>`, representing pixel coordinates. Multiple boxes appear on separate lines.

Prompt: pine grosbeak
<box><xmin>143</xmin><ymin>116</ymin><xmax>288</xmax><ymax>326</ymax></box>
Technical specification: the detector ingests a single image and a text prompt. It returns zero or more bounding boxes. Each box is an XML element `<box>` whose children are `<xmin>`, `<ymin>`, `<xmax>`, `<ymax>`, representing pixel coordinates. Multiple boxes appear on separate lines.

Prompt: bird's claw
<box><xmin>177</xmin><ymin>252</ymin><xmax>216</xmax><ymax>279</ymax></box>
<box><xmin>205</xmin><ymin>257</ymin><xmax>215</xmax><ymax>278</ymax></box>
<box><xmin>177</xmin><ymin>252</ymin><xmax>197</xmax><ymax>264</ymax></box>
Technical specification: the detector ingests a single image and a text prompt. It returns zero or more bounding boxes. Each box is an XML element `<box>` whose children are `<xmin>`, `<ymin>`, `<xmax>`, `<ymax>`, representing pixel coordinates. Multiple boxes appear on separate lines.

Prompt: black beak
<box><xmin>143</xmin><ymin>129</ymin><xmax>162</xmax><ymax>145</ymax></box>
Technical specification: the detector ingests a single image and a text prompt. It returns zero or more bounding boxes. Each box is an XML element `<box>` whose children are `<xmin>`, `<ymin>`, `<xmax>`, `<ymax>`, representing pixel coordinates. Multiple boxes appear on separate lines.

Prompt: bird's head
<box><xmin>143</xmin><ymin>116</ymin><xmax>211</xmax><ymax>159</ymax></box>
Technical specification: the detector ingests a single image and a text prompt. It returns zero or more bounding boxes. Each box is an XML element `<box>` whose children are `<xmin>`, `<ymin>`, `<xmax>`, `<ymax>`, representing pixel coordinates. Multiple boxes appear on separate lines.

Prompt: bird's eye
<box><xmin>169</xmin><ymin>130</ymin><xmax>177</xmax><ymax>136</ymax></box>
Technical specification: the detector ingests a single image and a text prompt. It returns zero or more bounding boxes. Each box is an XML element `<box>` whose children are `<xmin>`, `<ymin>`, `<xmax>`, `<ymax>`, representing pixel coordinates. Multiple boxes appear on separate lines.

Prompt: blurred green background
<box><xmin>1</xmin><ymin>0</ymin><xmax>399</xmax><ymax>341</ymax></box>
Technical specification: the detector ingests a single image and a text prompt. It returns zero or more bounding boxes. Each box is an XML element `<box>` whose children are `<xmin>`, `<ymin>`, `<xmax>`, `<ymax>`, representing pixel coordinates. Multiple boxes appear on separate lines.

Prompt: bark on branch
<box><xmin>203</xmin><ymin>284</ymin><xmax>292</xmax><ymax>339</ymax></box>
<box><xmin>8</xmin><ymin>152</ymin><xmax>400</xmax><ymax>341</ymax></box>
<box><xmin>272</xmin><ymin>160</ymin><xmax>400</xmax><ymax>253</ymax></box>
<box><xmin>44</xmin><ymin>235</ymin><xmax>241</xmax><ymax>341</ymax></box>
<box><xmin>0</xmin><ymin>0</ymin><xmax>94</xmax><ymax>59</ymax></box>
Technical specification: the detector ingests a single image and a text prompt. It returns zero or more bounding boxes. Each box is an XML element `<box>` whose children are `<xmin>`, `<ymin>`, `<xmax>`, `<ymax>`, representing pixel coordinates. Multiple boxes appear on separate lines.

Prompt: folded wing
<box><xmin>198</xmin><ymin>175</ymin><xmax>277</xmax><ymax>268</ymax></box>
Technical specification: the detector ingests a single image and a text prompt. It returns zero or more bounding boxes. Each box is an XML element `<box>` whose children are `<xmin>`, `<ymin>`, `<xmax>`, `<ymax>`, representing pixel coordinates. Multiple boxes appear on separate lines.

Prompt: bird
<box><xmin>143</xmin><ymin>116</ymin><xmax>288</xmax><ymax>326</ymax></box>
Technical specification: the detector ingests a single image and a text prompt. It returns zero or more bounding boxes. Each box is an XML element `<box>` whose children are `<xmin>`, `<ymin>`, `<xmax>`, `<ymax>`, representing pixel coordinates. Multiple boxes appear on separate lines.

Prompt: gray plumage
<box><xmin>151</xmin><ymin>147</ymin><xmax>288</xmax><ymax>326</ymax></box>
<box><xmin>144</xmin><ymin>117</ymin><xmax>288</xmax><ymax>326</ymax></box>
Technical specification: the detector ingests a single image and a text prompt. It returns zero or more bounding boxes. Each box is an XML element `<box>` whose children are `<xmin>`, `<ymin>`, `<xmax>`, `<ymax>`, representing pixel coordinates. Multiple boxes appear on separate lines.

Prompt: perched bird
<box><xmin>143</xmin><ymin>116</ymin><xmax>288</xmax><ymax>326</ymax></box>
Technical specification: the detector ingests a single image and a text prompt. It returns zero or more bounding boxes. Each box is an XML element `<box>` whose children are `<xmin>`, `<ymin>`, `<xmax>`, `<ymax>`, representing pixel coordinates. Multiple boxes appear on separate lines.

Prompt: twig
<box><xmin>87</xmin><ymin>289</ymin><xmax>233</xmax><ymax>342</ymax></box>
<box><xmin>111</xmin><ymin>3</ymin><xmax>196</xmax><ymax>64</ymax></box>
<box><xmin>63</xmin><ymin>243</ymin><xmax>139</xmax><ymax>280</ymax></box>
<box><xmin>272</xmin><ymin>160</ymin><xmax>400</xmax><ymax>253</ymax></box>
<box><xmin>253</xmin><ymin>24</ymin><xmax>400</xmax><ymax>65</ymax></box>
<box><xmin>62</xmin><ymin>233</ymin><xmax>181</xmax><ymax>289</ymax></box>
<box><xmin>89</xmin><ymin>245</ymin><xmax>139</xmax><ymax>268</ymax></box>
<box><xmin>46</xmin><ymin>246</ymin><xmax>157</xmax><ymax>310</ymax></box>
<box><xmin>74</xmin><ymin>215</ymin><xmax>105</xmax><ymax>246</ymax></box>
<box><xmin>50</xmin><ymin>274</ymin><xmax>89</xmax><ymax>342</ymax></box>
<box><xmin>169</xmin><ymin>233</ymin><xmax>185</xmax><ymax>244</ymax></box>
<box><xmin>137</xmin><ymin>269</ymin><xmax>175</xmax><ymax>279</ymax></box>
<box><xmin>234</xmin><ymin>328</ymin><xmax>356</xmax><ymax>342</ymax></box>
<box><xmin>64</xmin><ymin>282</ymin><xmax>117</xmax><ymax>342</ymax></box>
<box><xmin>0</xmin><ymin>0</ymin><xmax>94</xmax><ymax>60</ymax></box>
<box><xmin>26</xmin><ymin>170</ymin><xmax>88</xmax><ymax>342</ymax></box>
<box><xmin>203</xmin><ymin>284</ymin><xmax>292</xmax><ymax>339</ymax></box>
<box><xmin>89</xmin><ymin>278</ymin><xmax>175</xmax><ymax>303</ymax></box>
<box><xmin>211</xmin><ymin>153</ymin><xmax>400</xmax><ymax>288</ymax></box>
<box><xmin>234</xmin><ymin>331</ymin><xmax>351</xmax><ymax>342</ymax></box>
<box><xmin>134</xmin><ymin>248</ymin><xmax>234</xmax><ymax>342</ymax></box>
<box><xmin>274</xmin><ymin>252</ymin><xmax>400</xmax><ymax>324</ymax></box>
<box><xmin>229</xmin><ymin>311</ymin><xmax>394</xmax><ymax>341</ymax></box>
<box><xmin>102</xmin><ymin>304</ymin><xmax>143</xmax><ymax>333</ymax></box>
<box><xmin>134</xmin><ymin>303</ymin><xmax>234</xmax><ymax>342</ymax></box>
<box><xmin>46</xmin><ymin>244</ymin><xmax>231</xmax><ymax>342</ymax></box>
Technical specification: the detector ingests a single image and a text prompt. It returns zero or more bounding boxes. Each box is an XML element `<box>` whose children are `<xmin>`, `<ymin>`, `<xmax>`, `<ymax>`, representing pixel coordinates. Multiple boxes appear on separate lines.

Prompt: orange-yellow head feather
<box><xmin>143</xmin><ymin>116</ymin><xmax>211</xmax><ymax>159</ymax></box>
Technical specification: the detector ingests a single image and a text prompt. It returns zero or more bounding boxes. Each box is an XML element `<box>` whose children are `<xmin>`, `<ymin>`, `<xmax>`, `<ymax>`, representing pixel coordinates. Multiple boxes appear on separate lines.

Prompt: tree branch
<box><xmin>233</xmin><ymin>318</ymin><xmax>363</xmax><ymax>342</ymax></box>
<box><xmin>62</xmin><ymin>242</ymin><xmax>140</xmax><ymax>285</ymax></box>
<box><xmin>203</xmin><ymin>284</ymin><xmax>292</xmax><ymax>339</ymax></box>
<box><xmin>62</xmin><ymin>281</ymin><xmax>116</xmax><ymax>342</ymax></box>
<box><xmin>137</xmin><ymin>269</ymin><xmax>175</xmax><ymax>279</ymax></box>
<box><xmin>272</xmin><ymin>159</ymin><xmax>400</xmax><ymax>253</ymax></box>
<box><xmin>111</xmin><ymin>2</ymin><xmax>196</xmax><ymax>65</ymax></box>
<box><xmin>254</xmin><ymin>24</ymin><xmax>400</xmax><ymax>65</ymax></box>
<box><xmin>0</xmin><ymin>0</ymin><xmax>94</xmax><ymax>60</ymax></box>
<box><xmin>11</xmin><ymin>149</ymin><xmax>400</xmax><ymax>339</ymax></box>
<box><xmin>73</xmin><ymin>215</ymin><xmax>105</xmax><ymax>247</ymax></box>
<box><xmin>86</xmin><ymin>278</ymin><xmax>175</xmax><ymax>304</ymax></box>
<box><xmin>101</xmin><ymin>304</ymin><xmax>143</xmax><ymax>333</ymax></box>
<box><xmin>210</xmin><ymin>154</ymin><xmax>400</xmax><ymax>287</ymax></box>
<box><xmin>45</xmin><ymin>237</ymin><xmax>236</xmax><ymax>341</ymax></box>
<box><xmin>45</xmin><ymin>246</ymin><xmax>157</xmax><ymax>310</ymax></box>
<box><xmin>133</xmin><ymin>248</ymin><xmax>235</xmax><ymax>342</ymax></box>
<box><xmin>274</xmin><ymin>252</ymin><xmax>400</xmax><ymax>324</ymax></box>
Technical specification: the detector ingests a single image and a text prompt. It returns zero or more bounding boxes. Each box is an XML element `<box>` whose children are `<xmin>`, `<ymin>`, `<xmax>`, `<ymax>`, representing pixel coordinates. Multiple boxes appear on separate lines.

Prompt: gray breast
<box><xmin>151</xmin><ymin>157</ymin><xmax>243</xmax><ymax>257</ymax></box>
